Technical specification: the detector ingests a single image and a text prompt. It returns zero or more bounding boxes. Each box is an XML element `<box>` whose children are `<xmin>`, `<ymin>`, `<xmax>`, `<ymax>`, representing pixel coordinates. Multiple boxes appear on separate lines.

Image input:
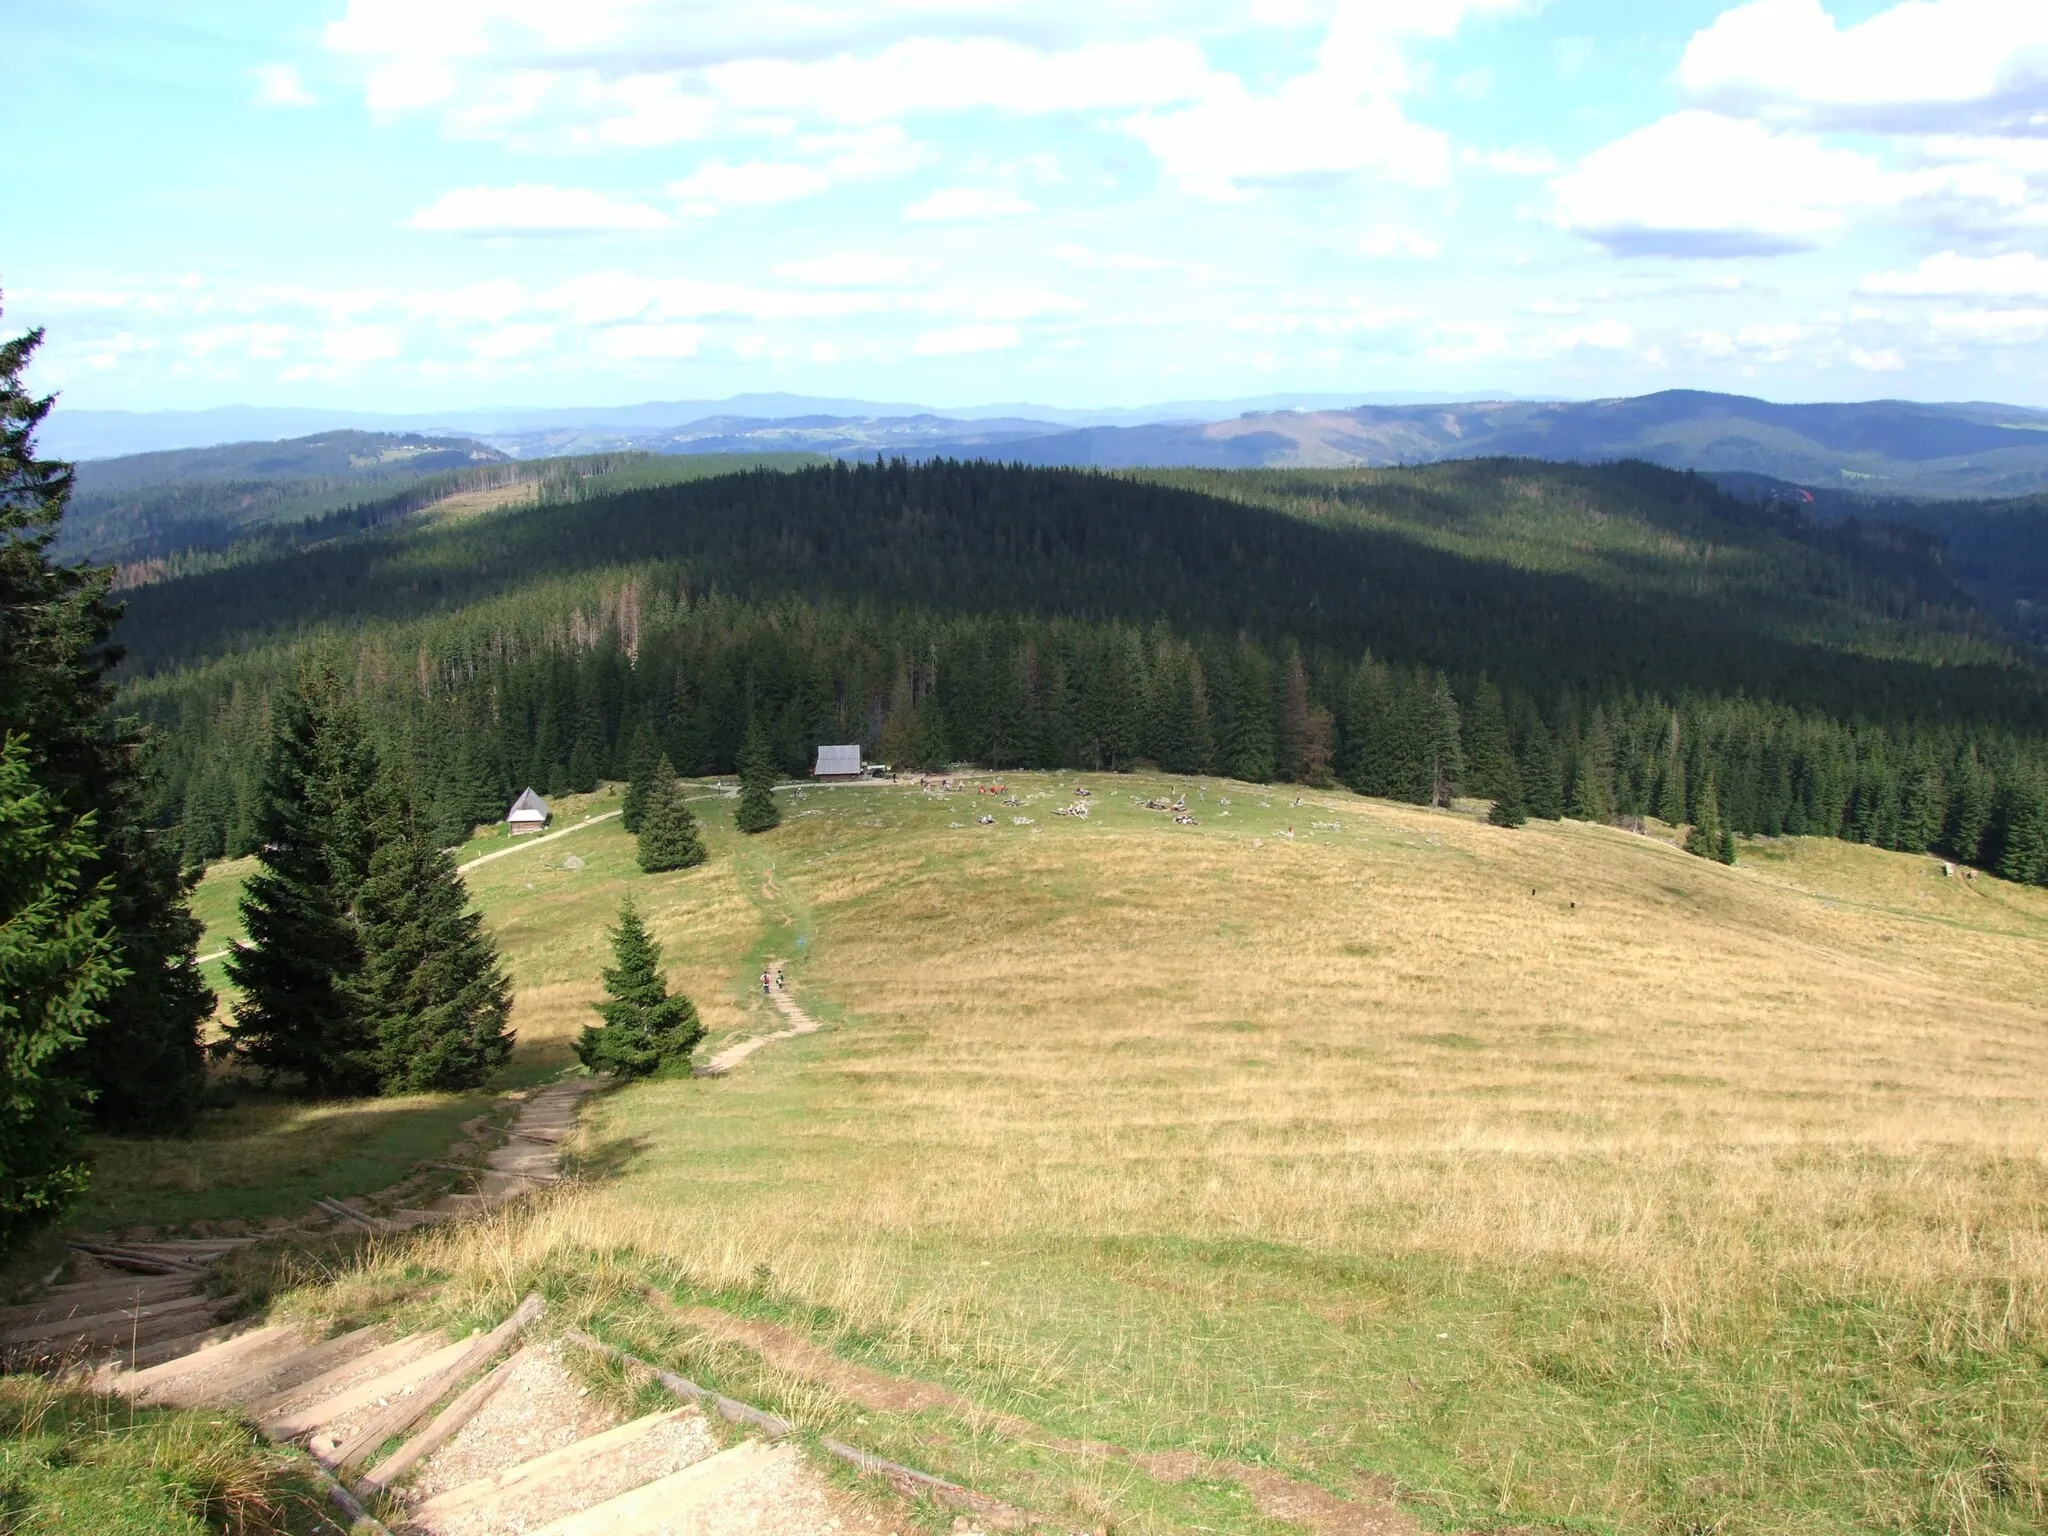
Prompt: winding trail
<box><xmin>0</xmin><ymin>1079</ymin><xmax>593</xmax><ymax>1371</ymax></box>
<box><xmin>697</xmin><ymin>975</ymin><xmax>823</xmax><ymax>1077</ymax></box>
<box><xmin>456</xmin><ymin>810</ymin><xmax>622</xmax><ymax>873</ymax></box>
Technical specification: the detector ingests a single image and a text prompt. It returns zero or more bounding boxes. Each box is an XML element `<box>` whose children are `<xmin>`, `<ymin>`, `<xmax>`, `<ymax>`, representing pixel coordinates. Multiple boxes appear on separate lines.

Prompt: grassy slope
<box><xmin>0</xmin><ymin>1379</ymin><xmax>329</xmax><ymax>1536</ymax></box>
<box><xmin>260</xmin><ymin>774</ymin><xmax>2048</xmax><ymax>1536</ymax></box>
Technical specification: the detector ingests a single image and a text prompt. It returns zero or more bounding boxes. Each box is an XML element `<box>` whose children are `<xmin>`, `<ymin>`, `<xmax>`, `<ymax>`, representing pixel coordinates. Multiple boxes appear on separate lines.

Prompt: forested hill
<box><xmin>115</xmin><ymin>457</ymin><xmax>2048</xmax><ymax>886</ymax></box>
<box><xmin>118</xmin><ymin>456</ymin><xmax>2028</xmax><ymax>722</ymax></box>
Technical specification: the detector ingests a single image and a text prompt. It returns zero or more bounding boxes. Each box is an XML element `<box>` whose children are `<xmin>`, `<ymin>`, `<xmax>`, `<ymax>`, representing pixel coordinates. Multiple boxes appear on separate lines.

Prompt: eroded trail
<box><xmin>698</xmin><ymin>973</ymin><xmax>823</xmax><ymax>1076</ymax></box>
<box><xmin>0</xmin><ymin>1079</ymin><xmax>593</xmax><ymax>1371</ymax></box>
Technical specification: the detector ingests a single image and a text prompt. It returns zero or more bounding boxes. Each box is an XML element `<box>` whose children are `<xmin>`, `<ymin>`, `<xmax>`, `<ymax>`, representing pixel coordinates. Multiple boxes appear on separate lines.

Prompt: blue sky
<box><xmin>9</xmin><ymin>0</ymin><xmax>2048</xmax><ymax>412</ymax></box>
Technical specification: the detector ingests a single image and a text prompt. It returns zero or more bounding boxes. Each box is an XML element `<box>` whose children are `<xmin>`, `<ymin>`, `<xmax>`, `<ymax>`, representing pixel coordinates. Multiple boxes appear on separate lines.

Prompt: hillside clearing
<box><xmin>246</xmin><ymin>773</ymin><xmax>2048</xmax><ymax>1535</ymax></box>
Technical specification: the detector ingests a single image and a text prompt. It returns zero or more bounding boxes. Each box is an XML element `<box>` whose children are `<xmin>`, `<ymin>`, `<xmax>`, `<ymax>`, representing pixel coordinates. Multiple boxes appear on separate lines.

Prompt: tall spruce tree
<box><xmin>1462</xmin><ymin>676</ymin><xmax>1515</xmax><ymax>802</ymax></box>
<box><xmin>0</xmin><ymin>736</ymin><xmax>121</xmax><ymax>1248</ymax></box>
<box><xmin>1422</xmin><ymin>672</ymin><xmax>1466</xmax><ymax>807</ymax></box>
<box><xmin>1519</xmin><ymin>717</ymin><xmax>1565</xmax><ymax>821</ymax></box>
<box><xmin>0</xmin><ymin>318</ymin><xmax>210</xmax><ymax>1136</ymax></box>
<box><xmin>224</xmin><ymin>667</ymin><xmax>381</xmax><ymax>1096</ymax></box>
<box><xmin>1685</xmin><ymin>775</ymin><xmax>1735</xmax><ymax>864</ymax></box>
<box><xmin>620</xmin><ymin>724</ymin><xmax>661</xmax><ymax>834</ymax></box>
<box><xmin>1997</xmin><ymin>776</ymin><xmax>2048</xmax><ymax>885</ymax></box>
<box><xmin>575</xmin><ymin>898</ymin><xmax>704</xmax><ymax>1077</ymax></box>
<box><xmin>1487</xmin><ymin>752</ymin><xmax>1529</xmax><ymax>827</ymax></box>
<box><xmin>735</xmin><ymin>719</ymin><xmax>780</xmax><ymax>834</ymax></box>
<box><xmin>637</xmin><ymin>755</ymin><xmax>706</xmax><ymax>873</ymax></box>
<box><xmin>354</xmin><ymin>765</ymin><xmax>514</xmax><ymax>1093</ymax></box>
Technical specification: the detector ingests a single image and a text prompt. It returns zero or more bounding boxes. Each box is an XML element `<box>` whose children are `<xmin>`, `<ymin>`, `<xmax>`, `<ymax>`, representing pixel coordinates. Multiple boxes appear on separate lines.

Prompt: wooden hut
<box><xmin>506</xmin><ymin>788</ymin><xmax>551</xmax><ymax>835</ymax></box>
<box><xmin>813</xmin><ymin>744</ymin><xmax>863</xmax><ymax>780</ymax></box>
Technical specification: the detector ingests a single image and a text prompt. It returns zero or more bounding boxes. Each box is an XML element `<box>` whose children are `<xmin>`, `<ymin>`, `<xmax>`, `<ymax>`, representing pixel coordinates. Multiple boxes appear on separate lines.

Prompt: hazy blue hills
<box><xmin>47</xmin><ymin>390</ymin><xmax>2048</xmax><ymax>497</ymax></box>
<box><xmin>993</xmin><ymin>391</ymin><xmax>2048</xmax><ymax>495</ymax></box>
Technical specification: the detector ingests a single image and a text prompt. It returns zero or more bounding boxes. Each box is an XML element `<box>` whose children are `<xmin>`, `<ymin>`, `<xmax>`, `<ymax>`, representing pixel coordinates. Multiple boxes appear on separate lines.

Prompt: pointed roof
<box><xmin>507</xmin><ymin>788</ymin><xmax>550</xmax><ymax>819</ymax></box>
<box><xmin>814</xmin><ymin>744</ymin><xmax>862</xmax><ymax>775</ymax></box>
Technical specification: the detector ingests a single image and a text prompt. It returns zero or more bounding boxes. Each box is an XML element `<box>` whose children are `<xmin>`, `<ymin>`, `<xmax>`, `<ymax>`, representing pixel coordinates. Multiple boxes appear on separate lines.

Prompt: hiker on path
<box><xmin>761</xmin><ymin>970</ymin><xmax>771</xmax><ymax>995</ymax></box>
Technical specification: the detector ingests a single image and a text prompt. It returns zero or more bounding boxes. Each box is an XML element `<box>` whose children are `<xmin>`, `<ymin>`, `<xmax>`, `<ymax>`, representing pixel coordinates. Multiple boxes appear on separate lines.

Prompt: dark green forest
<box><xmin>110</xmin><ymin>457</ymin><xmax>2048</xmax><ymax>887</ymax></box>
<box><xmin>66</xmin><ymin>442</ymin><xmax>823</xmax><ymax>577</ymax></box>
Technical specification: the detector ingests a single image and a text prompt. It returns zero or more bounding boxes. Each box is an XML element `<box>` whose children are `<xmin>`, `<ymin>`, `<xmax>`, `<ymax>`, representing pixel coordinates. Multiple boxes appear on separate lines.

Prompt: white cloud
<box><xmin>1133</xmin><ymin>84</ymin><xmax>1451</xmax><ymax>198</ymax></box>
<box><xmin>1464</xmin><ymin>145</ymin><xmax>1558</xmax><ymax>176</ymax></box>
<box><xmin>669</xmin><ymin>161</ymin><xmax>831</xmax><ymax>215</ymax></box>
<box><xmin>773</xmin><ymin>253</ymin><xmax>918</xmax><ymax>287</ymax></box>
<box><xmin>472</xmin><ymin>323</ymin><xmax>556</xmax><ymax>359</ymax></box>
<box><xmin>252</xmin><ymin>63</ymin><xmax>317</xmax><ymax>109</ymax></box>
<box><xmin>409</xmin><ymin>184</ymin><xmax>673</xmax><ymax>235</ymax></box>
<box><xmin>1864</xmin><ymin>251</ymin><xmax>2048</xmax><ymax>299</ymax></box>
<box><xmin>708</xmin><ymin>38</ymin><xmax>1213</xmax><ymax>123</ymax></box>
<box><xmin>1357</xmin><ymin>226</ymin><xmax>1440</xmax><ymax>259</ymax></box>
<box><xmin>906</xmin><ymin>186</ymin><xmax>1035</xmax><ymax>221</ymax></box>
<box><xmin>594</xmin><ymin>322</ymin><xmax>705</xmax><ymax>360</ymax></box>
<box><xmin>366</xmin><ymin>56</ymin><xmax>456</xmax><ymax>114</ymax></box>
<box><xmin>1849</xmin><ymin>346</ymin><xmax>1906</xmax><ymax>370</ymax></box>
<box><xmin>1678</xmin><ymin>0</ymin><xmax>2048</xmax><ymax>131</ymax></box>
<box><xmin>913</xmin><ymin>324</ymin><xmax>1020</xmax><ymax>355</ymax></box>
<box><xmin>1928</xmin><ymin>307</ymin><xmax>2048</xmax><ymax>343</ymax></box>
<box><xmin>1551</xmin><ymin>111</ymin><xmax>1904</xmax><ymax>256</ymax></box>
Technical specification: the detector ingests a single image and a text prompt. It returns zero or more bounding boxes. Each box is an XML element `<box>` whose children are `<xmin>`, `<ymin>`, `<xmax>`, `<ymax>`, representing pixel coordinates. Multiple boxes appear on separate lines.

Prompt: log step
<box><xmin>524</xmin><ymin>1440</ymin><xmax>793</xmax><ymax>1536</ymax></box>
<box><xmin>411</xmin><ymin>1406</ymin><xmax>700</xmax><ymax>1524</ymax></box>
<box><xmin>265</xmin><ymin>1335</ymin><xmax>472</xmax><ymax>1441</ymax></box>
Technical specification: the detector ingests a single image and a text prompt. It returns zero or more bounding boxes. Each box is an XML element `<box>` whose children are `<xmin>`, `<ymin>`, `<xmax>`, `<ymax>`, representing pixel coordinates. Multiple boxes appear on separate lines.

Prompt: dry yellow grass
<box><xmin>311</xmin><ymin>775</ymin><xmax>2048</xmax><ymax>1532</ymax></box>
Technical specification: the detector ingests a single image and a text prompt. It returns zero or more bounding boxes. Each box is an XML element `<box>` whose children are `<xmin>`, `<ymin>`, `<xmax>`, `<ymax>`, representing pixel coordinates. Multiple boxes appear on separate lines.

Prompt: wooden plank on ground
<box><xmin>1</xmin><ymin>1290</ymin><xmax>220</xmax><ymax>1347</ymax></box>
<box><xmin>410</xmin><ymin>1405</ymin><xmax>699</xmax><ymax>1520</ymax></box>
<box><xmin>264</xmin><ymin>1335</ymin><xmax>476</xmax><ymax>1441</ymax></box>
<box><xmin>357</xmin><ymin>1344</ymin><xmax>527</xmax><ymax>1493</ymax></box>
<box><xmin>199</xmin><ymin>1324</ymin><xmax>388</xmax><ymax>1408</ymax></box>
<box><xmin>522</xmin><ymin>1441</ymin><xmax>791</xmax><ymax>1536</ymax></box>
<box><xmin>114</xmin><ymin>1322</ymin><xmax>298</xmax><ymax>1393</ymax></box>
<box><xmin>327</xmin><ymin>1292</ymin><xmax>545</xmax><ymax>1470</ymax></box>
<box><xmin>241</xmin><ymin>1332</ymin><xmax>441</xmax><ymax>1418</ymax></box>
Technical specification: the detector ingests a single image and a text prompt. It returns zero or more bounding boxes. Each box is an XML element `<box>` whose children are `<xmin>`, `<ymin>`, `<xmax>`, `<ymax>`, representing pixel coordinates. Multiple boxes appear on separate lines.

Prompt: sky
<box><xmin>8</xmin><ymin>0</ymin><xmax>2048</xmax><ymax>414</ymax></box>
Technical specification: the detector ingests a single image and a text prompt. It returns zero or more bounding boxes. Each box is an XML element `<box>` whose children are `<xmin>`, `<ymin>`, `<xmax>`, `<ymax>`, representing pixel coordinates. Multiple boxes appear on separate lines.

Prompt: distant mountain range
<box><xmin>41</xmin><ymin>391</ymin><xmax>1481</xmax><ymax>461</ymax></box>
<box><xmin>43</xmin><ymin>389</ymin><xmax>2048</xmax><ymax>498</ymax></box>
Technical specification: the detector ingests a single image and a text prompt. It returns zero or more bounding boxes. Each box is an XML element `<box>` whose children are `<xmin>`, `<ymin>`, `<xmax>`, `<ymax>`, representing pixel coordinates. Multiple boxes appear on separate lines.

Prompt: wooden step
<box><xmin>411</xmin><ymin>1407</ymin><xmax>700</xmax><ymax>1523</ymax></box>
<box><xmin>358</xmin><ymin>1344</ymin><xmax>528</xmax><ymax>1492</ymax></box>
<box><xmin>523</xmin><ymin>1440</ymin><xmax>793</xmax><ymax>1536</ymax></box>
<box><xmin>241</xmin><ymin>1332</ymin><xmax>441</xmax><ymax>1419</ymax></box>
<box><xmin>116</xmin><ymin>1317</ymin><xmax>267</xmax><ymax>1376</ymax></box>
<box><xmin>264</xmin><ymin>1335</ymin><xmax>473</xmax><ymax>1440</ymax></box>
<box><xmin>0</xmin><ymin>1275</ymin><xmax>194</xmax><ymax>1329</ymax></box>
<box><xmin>114</xmin><ymin>1322</ymin><xmax>298</xmax><ymax>1394</ymax></box>
<box><xmin>201</xmin><ymin>1325</ymin><xmax>388</xmax><ymax>1409</ymax></box>
<box><xmin>0</xmin><ymin>1289</ymin><xmax>217</xmax><ymax>1349</ymax></box>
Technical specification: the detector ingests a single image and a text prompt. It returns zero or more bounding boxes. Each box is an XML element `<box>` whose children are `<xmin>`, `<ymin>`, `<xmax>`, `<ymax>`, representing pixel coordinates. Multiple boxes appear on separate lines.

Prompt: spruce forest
<box><xmin>116</xmin><ymin>457</ymin><xmax>2048</xmax><ymax>889</ymax></box>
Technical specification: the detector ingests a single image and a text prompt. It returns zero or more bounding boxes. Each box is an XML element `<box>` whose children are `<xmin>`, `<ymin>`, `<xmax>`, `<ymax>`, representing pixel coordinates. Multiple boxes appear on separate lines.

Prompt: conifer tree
<box><xmin>0</xmin><ymin>319</ymin><xmax>210</xmax><ymax>1137</ymax></box>
<box><xmin>620</xmin><ymin>724</ymin><xmax>660</xmax><ymax>834</ymax></box>
<box><xmin>1278</xmin><ymin>649</ymin><xmax>1311</xmax><ymax>783</ymax></box>
<box><xmin>637</xmin><ymin>756</ymin><xmax>706</xmax><ymax>873</ymax></box>
<box><xmin>878</xmin><ymin>665</ymin><xmax>917</xmax><ymax>769</ymax></box>
<box><xmin>1519</xmin><ymin>717</ymin><xmax>1565</xmax><ymax>820</ymax></box>
<box><xmin>0</xmin><ymin>735</ymin><xmax>120</xmax><ymax>1247</ymax></box>
<box><xmin>1462</xmin><ymin>676</ymin><xmax>1515</xmax><ymax>801</ymax></box>
<box><xmin>1343</xmin><ymin>662</ymin><xmax>1391</xmax><ymax>795</ymax></box>
<box><xmin>1947</xmin><ymin>748</ymin><xmax>1994</xmax><ymax>866</ymax></box>
<box><xmin>1487</xmin><ymin>752</ymin><xmax>1529</xmax><ymax>827</ymax></box>
<box><xmin>575</xmin><ymin>898</ymin><xmax>704</xmax><ymax>1077</ymax></box>
<box><xmin>1997</xmin><ymin>777</ymin><xmax>2048</xmax><ymax>885</ymax></box>
<box><xmin>224</xmin><ymin>667</ymin><xmax>380</xmax><ymax>1097</ymax></box>
<box><xmin>354</xmin><ymin>766</ymin><xmax>514</xmax><ymax>1093</ymax></box>
<box><xmin>1423</xmin><ymin>672</ymin><xmax>1466</xmax><ymax>807</ymax></box>
<box><xmin>735</xmin><ymin>719</ymin><xmax>781</xmax><ymax>834</ymax></box>
<box><xmin>1684</xmin><ymin>775</ymin><xmax>1734</xmax><ymax>864</ymax></box>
